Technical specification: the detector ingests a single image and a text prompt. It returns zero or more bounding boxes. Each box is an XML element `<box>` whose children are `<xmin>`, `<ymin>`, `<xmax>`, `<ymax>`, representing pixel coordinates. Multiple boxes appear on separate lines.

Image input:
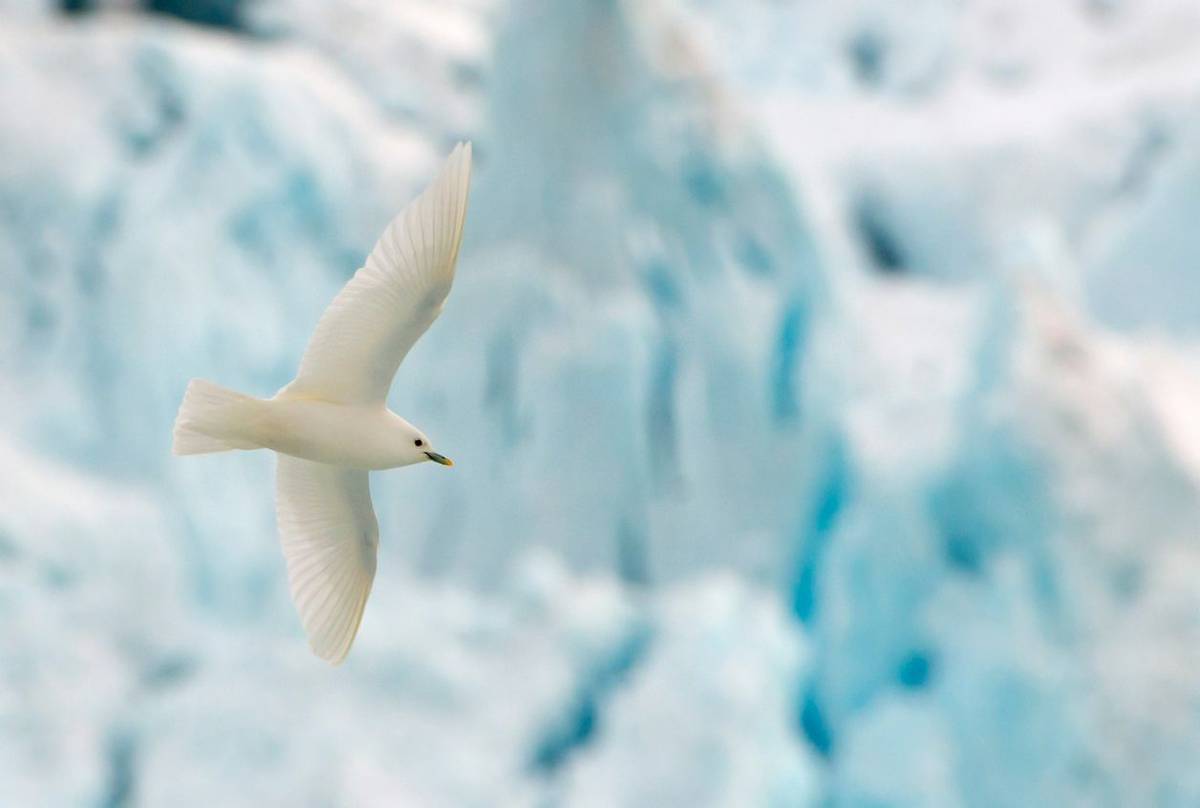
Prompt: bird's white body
<box><xmin>234</xmin><ymin>395</ymin><xmax>426</xmax><ymax>470</ymax></box>
<box><xmin>172</xmin><ymin>143</ymin><xmax>472</xmax><ymax>664</ymax></box>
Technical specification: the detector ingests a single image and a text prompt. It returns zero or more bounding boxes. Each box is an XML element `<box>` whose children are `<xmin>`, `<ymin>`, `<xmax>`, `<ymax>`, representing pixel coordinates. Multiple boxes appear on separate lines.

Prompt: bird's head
<box><xmin>386</xmin><ymin>414</ymin><xmax>453</xmax><ymax>468</ymax></box>
<box><xmin>405</xmin><ymin>428</ymin><xmax>453</xmax><ymax>468</ymax></box>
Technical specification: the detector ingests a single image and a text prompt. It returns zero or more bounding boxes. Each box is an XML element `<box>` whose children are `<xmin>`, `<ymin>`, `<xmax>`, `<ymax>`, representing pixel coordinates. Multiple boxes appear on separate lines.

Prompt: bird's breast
<box><xmin>261</xmin><ymin>398</ymin><xmax>403</xmax><ymax>469</ymax></box>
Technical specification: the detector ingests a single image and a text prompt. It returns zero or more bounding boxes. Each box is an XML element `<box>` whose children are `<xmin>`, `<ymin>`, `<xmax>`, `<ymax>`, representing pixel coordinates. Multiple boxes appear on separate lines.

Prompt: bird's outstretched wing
<box><xmin>284</xmin><ymin>142</ymin><xmax>472</xmax><ymax>404</ymax></box>
<box><xmin>276</xmin><ymin>455</ymin><xmax>378</xmax><ymax>664</ymax></box>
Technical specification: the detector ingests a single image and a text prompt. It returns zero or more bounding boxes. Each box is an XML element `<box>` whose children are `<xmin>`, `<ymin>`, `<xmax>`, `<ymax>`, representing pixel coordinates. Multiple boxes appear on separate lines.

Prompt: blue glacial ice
<box><xmin>3</xmin><ymin>0</ymin><xmax>1200</xmax><ymax>805</ymax></box>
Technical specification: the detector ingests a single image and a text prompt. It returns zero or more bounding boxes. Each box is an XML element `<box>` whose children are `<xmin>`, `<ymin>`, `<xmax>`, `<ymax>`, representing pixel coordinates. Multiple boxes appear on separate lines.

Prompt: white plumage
<box><xmin>173</xmin><ymin>142</ymin><xmax>472</xmax><ymax>663</ymax></box>
<box><xmin>284</xmin><ymin>141</ymin><xmax>471</xmax><ymax>405</ymax></box>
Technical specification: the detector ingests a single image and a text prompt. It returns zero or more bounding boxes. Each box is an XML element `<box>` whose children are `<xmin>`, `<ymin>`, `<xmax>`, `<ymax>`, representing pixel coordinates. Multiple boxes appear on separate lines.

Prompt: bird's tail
<box><xmin>172</xmin><ymin>379</ymin><xmax>266</xmax><ymax>455</ymax></box>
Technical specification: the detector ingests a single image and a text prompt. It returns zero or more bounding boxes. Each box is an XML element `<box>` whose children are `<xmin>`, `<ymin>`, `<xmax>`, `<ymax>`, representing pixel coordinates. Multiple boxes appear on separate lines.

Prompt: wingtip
<box><xmin>316</xmin><ymin>645</ymin><xmax>349</xmax><ymax>666</ymax></box>
<box><xmin>308</xmin><ymin>620</ymin><xmax>358</xmax><ymax>666</ymax></box>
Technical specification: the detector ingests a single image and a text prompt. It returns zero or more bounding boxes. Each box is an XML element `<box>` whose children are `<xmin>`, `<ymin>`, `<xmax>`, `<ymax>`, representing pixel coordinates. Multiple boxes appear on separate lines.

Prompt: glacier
<box><xmin>3</xmin><ymin>0</ymin><xmax>1200</xmax><ymax>805</ymax></box>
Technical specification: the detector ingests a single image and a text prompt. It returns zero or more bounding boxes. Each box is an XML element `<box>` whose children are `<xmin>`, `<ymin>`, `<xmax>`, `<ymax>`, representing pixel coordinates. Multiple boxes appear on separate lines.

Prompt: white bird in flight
<box><xmin>172</xmin><ymin>142</ymin><xmax>472</xmax><ymax>664</ymax></box>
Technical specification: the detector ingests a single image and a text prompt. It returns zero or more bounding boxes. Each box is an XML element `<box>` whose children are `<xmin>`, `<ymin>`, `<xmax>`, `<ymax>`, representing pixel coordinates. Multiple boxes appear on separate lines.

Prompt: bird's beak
<box><xmin>425</xmin><ymin>452</ymin><xmax>454</xmax><ymax>466</ymax></box>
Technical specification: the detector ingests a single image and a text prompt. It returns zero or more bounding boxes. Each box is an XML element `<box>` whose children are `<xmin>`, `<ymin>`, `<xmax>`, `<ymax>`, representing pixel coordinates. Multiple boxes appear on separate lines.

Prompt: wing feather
<box><xmin>276</xmin><ymin>455</ymin><xmax>378</xmax><ymax>664</ymax></box>
<box><xmin>284</xmin><ymin>142</ymin><xmax>473</xmax><ymax>404</ymax></box>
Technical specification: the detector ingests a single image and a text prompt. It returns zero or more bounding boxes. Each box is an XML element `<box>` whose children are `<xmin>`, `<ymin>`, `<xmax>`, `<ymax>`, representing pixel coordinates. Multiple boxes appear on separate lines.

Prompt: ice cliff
<box><xmin>3</xmin><ymin>0</ymin><xmax>1200</xmax><ymax>805</ymax></box>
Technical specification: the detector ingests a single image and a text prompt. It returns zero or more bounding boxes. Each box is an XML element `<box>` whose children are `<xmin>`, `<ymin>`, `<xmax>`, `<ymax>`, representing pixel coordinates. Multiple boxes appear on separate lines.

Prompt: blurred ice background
<box><xmin>4</xmin><ymin>0</ymin><xmax>1200</xmax><ymax>805</ymax></box>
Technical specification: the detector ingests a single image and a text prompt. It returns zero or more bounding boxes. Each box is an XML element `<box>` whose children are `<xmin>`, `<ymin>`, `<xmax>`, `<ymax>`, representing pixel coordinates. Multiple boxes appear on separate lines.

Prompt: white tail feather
<box><xmin>172</xmin><ymin>379</ymin><xmax>264</xmax><ymax>455</ymax></box>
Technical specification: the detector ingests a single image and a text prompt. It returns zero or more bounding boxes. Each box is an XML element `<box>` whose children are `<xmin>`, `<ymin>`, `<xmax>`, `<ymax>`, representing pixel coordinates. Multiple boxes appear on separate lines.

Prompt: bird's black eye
<box><xmin>414</xmin><ymin>439</ymin><xmax>424</xmax><ymax>447</ymax></box>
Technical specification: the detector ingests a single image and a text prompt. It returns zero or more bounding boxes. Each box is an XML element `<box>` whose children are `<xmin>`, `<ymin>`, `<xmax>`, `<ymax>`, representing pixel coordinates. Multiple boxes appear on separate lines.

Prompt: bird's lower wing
<box><xmin>276</xmin><ymin>456</ymin><xmax>378</xmax><ymax>664</ymax></box>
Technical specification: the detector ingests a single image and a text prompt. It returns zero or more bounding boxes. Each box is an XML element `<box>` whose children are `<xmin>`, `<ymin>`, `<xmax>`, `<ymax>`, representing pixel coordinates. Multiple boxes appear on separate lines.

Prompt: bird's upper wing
<box><xmin>284</xmin><ymin>142</ymin><xmax>473</xmax><ymax>404</ymax></box>
<box><xmin>276</xmin><ymin>455</ymin><xmax>378</xmax><ymax>664</ymax></box>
